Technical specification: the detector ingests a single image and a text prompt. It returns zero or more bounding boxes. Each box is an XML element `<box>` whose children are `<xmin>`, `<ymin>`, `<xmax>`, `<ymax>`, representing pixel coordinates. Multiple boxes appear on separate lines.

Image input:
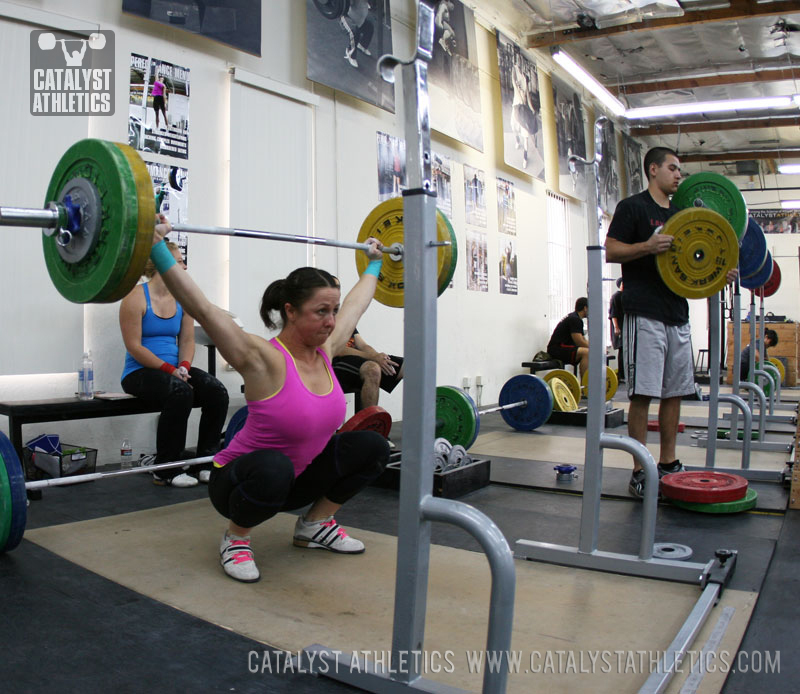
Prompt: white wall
<box><xmin>0</xmin><ymin>0</ymin><xmax>609</xmax><ymax>466</ymax></box>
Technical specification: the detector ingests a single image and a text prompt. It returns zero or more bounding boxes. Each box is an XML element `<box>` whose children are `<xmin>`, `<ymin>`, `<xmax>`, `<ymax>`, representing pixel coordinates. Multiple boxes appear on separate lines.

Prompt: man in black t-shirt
<box><xmin>605</xmin><ymin>146</ymin><xmax>737</xmax><ymax>498</ymax></box>
<box><xmin>547</xmin><ymin>297</ymin><xmax>589</xmax><ymax>378</ymax></box>
<box><xmin>609</xmin><ymin>278</ymin><xmax>624</xmax><ymax>380</ymax></box>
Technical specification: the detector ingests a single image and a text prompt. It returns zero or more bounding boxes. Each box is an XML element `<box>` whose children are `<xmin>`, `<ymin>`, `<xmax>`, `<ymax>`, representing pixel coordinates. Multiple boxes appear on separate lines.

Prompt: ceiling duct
<box><xmin>735</xmin><ymin>160</ymin><xmax>760</xmax><ymax>176</ymax></box>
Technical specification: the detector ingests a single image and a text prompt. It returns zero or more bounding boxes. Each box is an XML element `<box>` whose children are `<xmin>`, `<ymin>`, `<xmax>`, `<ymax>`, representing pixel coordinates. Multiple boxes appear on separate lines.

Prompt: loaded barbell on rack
<box><xmin>0</xmin><ymin>139</ymin><xmax>456</xmax><ymax>307</ymax></box>
<box><xmin>0</xmin><ymin>405</ymin><xmax>395</xmax><ymax>555</ymax></box>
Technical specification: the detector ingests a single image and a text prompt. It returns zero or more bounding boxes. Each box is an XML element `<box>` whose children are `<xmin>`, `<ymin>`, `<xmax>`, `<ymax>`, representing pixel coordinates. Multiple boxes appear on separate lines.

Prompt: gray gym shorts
<box><xmin>624</xmin><ymin>315</ymin><xmax>695</xmax><ymax>399</ymax></box>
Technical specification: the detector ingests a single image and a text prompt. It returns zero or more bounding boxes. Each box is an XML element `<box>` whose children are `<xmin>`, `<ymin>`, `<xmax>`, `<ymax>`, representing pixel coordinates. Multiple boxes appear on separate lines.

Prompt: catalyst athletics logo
<box><xmin>30</xmin><ymin>30</ymin><xmax>115</xmax><ymax>115</ymax></box>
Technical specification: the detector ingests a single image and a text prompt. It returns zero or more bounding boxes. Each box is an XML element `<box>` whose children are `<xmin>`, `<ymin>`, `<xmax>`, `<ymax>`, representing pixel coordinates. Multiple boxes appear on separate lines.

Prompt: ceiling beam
<box><xmin>677</xmin><ymin>149</ymin><xmax>800</xmax><ymax>163</ymax></box>
<box><xmin>630</xmin><ymin>116</ymin><xmax>800</xmax><ymax>136</ymax></box>
<box><xmin>525</xmin><ymin>0</ymin><xmax>800</xmax><ymax>50</ymax></box>
<box><xmin>613</xmin><ymin>68</ymin><xmax>800</xmax><ymax>96</ymax></box>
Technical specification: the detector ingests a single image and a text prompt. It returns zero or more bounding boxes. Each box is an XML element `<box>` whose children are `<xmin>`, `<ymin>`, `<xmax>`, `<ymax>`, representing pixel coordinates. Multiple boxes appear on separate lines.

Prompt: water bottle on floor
<box><xmin>120</xmin><ymin>438</ymin><xmax>133</xmax><ymax>469</ymax></box>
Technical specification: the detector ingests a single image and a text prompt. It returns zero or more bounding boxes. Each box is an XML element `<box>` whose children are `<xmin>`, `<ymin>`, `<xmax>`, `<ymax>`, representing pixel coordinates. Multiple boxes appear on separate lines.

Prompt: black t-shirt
<box><xmin>609</xmin><ymin>290</ymin><xmax>623</xmax><ymax>321</ymax></box>
<box><xmin>606</xmin><ymin>190</ymin><xmax>689</xmax><ymax>325</ymax></box>
<box><xmin>548</xmin><ymin>311</ymin><xmax>584</xmax><ymax>352</ymax></box>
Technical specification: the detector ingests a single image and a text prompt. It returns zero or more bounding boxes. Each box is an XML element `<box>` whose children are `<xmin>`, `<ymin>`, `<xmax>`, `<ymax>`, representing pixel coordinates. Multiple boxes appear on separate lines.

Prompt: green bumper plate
<box><xmin>672</xmin><ymin>172</ymin><xmax>748</xmax><ymax>241</ymax></box>
<box><xmin>435</xmin><ymin>385</ymin><xmax>479</xmax><ymax>449</ymax></box>
<box><xmin>669</xmin><ymin>487</ymin><xmax>757</xmax><ymax>514</ymax></box>
<box><xmin>43</xmin><ymin>139</ymin><xmax>151</xmax><ymax>303</ymax></box>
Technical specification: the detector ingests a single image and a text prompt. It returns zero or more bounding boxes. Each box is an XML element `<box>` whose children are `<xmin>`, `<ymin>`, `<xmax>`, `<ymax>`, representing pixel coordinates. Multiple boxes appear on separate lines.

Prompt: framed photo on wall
<box><xmin>306</xmin><ymin>0</ymin><xmax>395</xmax><ymax>112</ymax></box>
<box><xmin>428</xmin><ymin>0</ymin><xmax>483</xmax><ymax>151</ymax></box>
<box><xmin>552</xmin><ymin>76</ymin><xmax>587</xmax><ymax>200</ymax></box>
<box><xmin>496</xmin><ymin>32</ymin><xmax>544</xmax><ymax>179</ymax></box>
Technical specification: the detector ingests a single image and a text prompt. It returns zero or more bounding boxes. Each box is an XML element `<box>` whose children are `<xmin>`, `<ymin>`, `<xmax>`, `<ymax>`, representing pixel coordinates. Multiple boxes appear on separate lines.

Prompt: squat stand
<box><xmin>515</xmin><ymin>117</ymin><xmax>737</xmax><ymax>694</ymax></box>
<box><xmin>301</xmin><ymin>3</ymin><xmax>516</xmax><ymax>692</ymax></box>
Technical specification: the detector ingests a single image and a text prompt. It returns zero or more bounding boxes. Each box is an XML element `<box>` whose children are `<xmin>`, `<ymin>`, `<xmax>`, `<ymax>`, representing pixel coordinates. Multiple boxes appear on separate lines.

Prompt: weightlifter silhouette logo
<box><xmin>30</xmin><ymin>29</ymin><xmax>115</xmax><ymax>116</ymax></box>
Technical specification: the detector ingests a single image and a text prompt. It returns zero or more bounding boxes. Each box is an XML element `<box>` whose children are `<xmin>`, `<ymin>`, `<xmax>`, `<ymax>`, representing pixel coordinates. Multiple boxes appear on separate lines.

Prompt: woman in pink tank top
<box><xmin>150</xmin><ymin>216</ymin><xmax>390</xmax><ymax>583</ymax></box>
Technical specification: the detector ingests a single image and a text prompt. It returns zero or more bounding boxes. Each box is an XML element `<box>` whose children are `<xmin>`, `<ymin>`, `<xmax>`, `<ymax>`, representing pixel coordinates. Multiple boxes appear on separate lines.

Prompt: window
<box><xmin>547</xmin><ymin>191</ymin><xmax>572</xmax><ymax>335</ymax></box>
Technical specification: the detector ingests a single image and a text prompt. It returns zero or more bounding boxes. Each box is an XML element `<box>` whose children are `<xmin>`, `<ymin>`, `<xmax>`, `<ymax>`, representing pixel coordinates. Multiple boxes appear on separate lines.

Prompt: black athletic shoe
<box><xmin>628</xmin><ymin>469</ymin><xmax>646</xmax><ymax>497</ymax></box>
<box><xmin>657</xmin><ymin>460</ymin><xmax>684</xmax><ymax>478</ymax></box>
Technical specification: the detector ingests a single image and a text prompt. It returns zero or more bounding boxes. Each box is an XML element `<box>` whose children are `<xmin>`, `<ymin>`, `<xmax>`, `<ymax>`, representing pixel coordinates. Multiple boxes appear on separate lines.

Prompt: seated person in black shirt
<box><xmin>547</xmin><ymin>297</ymin><xmax>589</xmax><ymax>378</ymax></box>
<box><xmin>333</xmin><ymin>328</ymin><xmax>404</xmax><ymax>412</ymax></box>
<box><xmin>740</xmin><ymin>328</ymin><xmax>778</xmax><ymax>381</ymax></box>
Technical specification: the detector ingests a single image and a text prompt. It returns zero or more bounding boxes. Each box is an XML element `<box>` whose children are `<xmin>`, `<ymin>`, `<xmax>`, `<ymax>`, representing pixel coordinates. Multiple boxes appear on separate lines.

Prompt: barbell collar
<box><xmin>25</xmin><ymin>454</ymin><xmax>214</xmax><ymax>490</ymax></box>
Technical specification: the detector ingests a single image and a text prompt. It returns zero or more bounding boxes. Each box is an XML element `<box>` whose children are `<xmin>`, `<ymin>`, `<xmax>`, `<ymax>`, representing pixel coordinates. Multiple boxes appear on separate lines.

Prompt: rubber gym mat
<box><xmin>25</xmin><ymin>500</ymin><xmax>757</xmax><ymax>694</ymax></box>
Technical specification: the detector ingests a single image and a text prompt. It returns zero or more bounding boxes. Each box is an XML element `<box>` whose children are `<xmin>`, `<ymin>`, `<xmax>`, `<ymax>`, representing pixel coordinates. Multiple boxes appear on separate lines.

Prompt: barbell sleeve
<box><xmin>25</xmin><ymin>454</ymin><xmax>215</xmax><ymax>490</ymax></box>
<box><xmin>0</xmin><ymin>205</ymin><xmax>61</xmax><ymax>228</ymax></box>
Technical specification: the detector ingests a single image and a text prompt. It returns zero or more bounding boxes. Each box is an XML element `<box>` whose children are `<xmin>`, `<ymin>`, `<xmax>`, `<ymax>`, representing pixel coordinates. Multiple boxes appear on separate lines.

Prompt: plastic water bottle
<box><xmin>78</xmin><ymin>351</ymin><xmax>94</xmax><ymax>400</ymax></box>
<box><xmin>120</xmin><ymin>439</ymin><xmax>133</xmax><ymax>470</ymax></box>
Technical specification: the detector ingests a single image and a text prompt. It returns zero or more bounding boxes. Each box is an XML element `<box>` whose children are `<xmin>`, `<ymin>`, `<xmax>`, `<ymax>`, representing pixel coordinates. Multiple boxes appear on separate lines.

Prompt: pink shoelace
<box><xmin>227</xmin><ymin>539</ymin><xmax>253</xmax><ymax>565</ymax></box>
<box><xmin>321</xmin><ymin>518</ymin><xmax>348</xmax><ymax>539</ymax></box>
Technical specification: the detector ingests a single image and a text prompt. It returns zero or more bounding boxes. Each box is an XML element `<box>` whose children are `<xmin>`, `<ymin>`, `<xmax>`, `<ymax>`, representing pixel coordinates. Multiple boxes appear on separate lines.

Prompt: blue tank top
<box><xmin>121</xmin><ymin>283</ymin><xmax>184</xmax><ymax>380</ymax></box>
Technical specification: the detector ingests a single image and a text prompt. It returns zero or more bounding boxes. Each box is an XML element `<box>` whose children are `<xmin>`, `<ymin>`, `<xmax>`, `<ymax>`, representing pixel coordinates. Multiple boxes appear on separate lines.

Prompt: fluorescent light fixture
<box><xmin>625</xmin><ymin>96</ymin><xmax>794</xmax><ymax>119</ymax></box>
<box><xmin>778</xmin><ymin>163</ymin><xmax>800</xmax><ymax>174</ymax></box>
<box><xmin>551</xmin><ymin>49</ymin><xmax>626</xmax><ymax>117</ymax></box>
<box><xmin>781</xmin><ymin>200</ymin><xmax>800</xmax><ymax>209</ymax></box>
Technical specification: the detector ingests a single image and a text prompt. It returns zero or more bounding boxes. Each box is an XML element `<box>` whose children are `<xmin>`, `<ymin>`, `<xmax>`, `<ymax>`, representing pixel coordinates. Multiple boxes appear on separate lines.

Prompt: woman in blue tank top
<box><xmin>119</xmin><ymin>241</ymin><xmax>229</xmax><ymax>488</ymax></box>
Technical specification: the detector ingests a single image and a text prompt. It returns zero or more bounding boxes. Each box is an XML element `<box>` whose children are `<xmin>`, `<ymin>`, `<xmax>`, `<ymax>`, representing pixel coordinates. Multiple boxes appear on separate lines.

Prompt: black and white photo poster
<box><xmin>552</xmin><ymin>75</ymin><xmax>587</xmax><ymax>200</ymax></box>
<box><xmin>428</xmin><ymin>1</ymin><xmax>483</xmax><ymax>151</ymax></box>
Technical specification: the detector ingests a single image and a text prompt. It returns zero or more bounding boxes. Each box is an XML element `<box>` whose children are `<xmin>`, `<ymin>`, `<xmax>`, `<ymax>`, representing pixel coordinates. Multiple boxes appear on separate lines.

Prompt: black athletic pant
<box><xmin>122</xmin><ymin>367</ymin><xmax>229</xmax><ymax>479</ymax></box>
<box><xmin>207</xmin><ymin>431</ymin><xmax>389</xmax><ymax>529</ymax></box>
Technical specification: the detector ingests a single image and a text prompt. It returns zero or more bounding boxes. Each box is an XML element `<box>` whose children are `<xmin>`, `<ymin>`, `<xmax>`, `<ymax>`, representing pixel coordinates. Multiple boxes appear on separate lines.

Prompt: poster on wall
<box><xmin>597</xmin><ymin>120</ymin><xmax>620</xmax><ymax>215</ymax></box>
<box><xmin>122</xmin><ymin>0</ymin><xmax>262</xmax><ymax>56</ymax></box>
<box><xmin>551</xmin><ymin>76</ymin><xmax>587</xmax><ymax>200</ymax></box>
<box><xmin>749</xmin><ymin>208</ymin><xmax>800</xmax><ymax>233</ymax></box>
<box><xmin>466</xmin><ymin>229</ymin><xmax>488</xmax><ymax>292</ymax></box>
<box><xmin>129</xmin><ymin>54</ymin><xmax>190</xmax><ymax>160</ymax></box>
<box><xmin>432</xmin><ymin>151</ymin><xmax>452</xmax><ymax>218</ymax></box>
<box><xmin>499</xmin><ymin>235</ymin><xmax>518</xmax><ymax>295</ymax></box>
<box><xmin>377</xmin><ymin>131</ymin><xmax>406</xmax><ymax>201</ymax></box>
<box><xmin>622</xmin><ymin>133</ymin><xmax>644</xmax><ymax>197</ymax></box>
<box><xmin>497</xmin><ymin>177</ymin><xmax>516</xmax><ymax>235</ymax></box>
<box><xmin>428</xmin><ymin>0</ymin><xmax>483</xmax><ymax>151</ymax></box>
<box><xmin>464</xmin><ymin>164</ymin><xmax>487</xmax><ymax>227</ymax></box>
<box><xmin>306</xmin><ymin>0</ymin><xmax>395</xmax><ymax>112</ymax></box>
<box><xmin>146</xmin><ymin>161</ymin><xmax>189</xmax><ymax>263</ymax></box>
<box><xmin>496</xmin><ymin>32</ymin><xmax>544</xmax><ymax>180</ymax></box>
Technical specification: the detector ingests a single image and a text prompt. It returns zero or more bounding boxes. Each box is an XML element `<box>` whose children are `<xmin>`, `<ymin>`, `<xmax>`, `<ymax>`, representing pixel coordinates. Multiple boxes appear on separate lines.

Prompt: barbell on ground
<box><xmin>0</xmin><ymin>139</ymin><xmax>456</xmax><ymax>307</ymax></box>
<box><xmin>435</xmin><ymin>374</ymin><xmax>554</xmax><ymax>449</ymax></box>
<box><xmin>0</xmin><ymin>405</ymin><xmax>395</xmax><ymax>555</ymax></box>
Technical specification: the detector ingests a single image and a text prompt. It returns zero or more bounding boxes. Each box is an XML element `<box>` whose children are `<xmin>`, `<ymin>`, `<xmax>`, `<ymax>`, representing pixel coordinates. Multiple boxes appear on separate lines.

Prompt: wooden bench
<box><xmin>521</xmin><ymin>360</ymin><xmax>569</xmax><ymax>374</ymax></box>
<box><xmin>0</xmin><ymin>395</ymin><xmax>185</xmax><ymax>472</ymax></box>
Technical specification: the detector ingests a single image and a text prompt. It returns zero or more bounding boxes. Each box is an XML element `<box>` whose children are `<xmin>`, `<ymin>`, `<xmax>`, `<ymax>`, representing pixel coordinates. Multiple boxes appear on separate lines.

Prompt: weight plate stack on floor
<box><xmin>661</xmin><ymin>470</ymin><xmax>748</xmax><ymax>503</ymax></box>
<box><xmin>669</xmin><ymin>487</ymin><xmax>758</xmax><ymax>514</ymax></box>
<box><xmin>543</xmin><ymin>369</ymin><xmax>582</xmax><ymax>404</ymax></box>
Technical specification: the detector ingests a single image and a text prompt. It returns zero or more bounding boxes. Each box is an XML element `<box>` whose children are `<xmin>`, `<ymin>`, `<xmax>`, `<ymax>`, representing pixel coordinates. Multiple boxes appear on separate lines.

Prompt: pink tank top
<box><xmin>152</xmin><ymin>80</ymin><xmax>165</xmax><ymax>96</ymax></box>
<box><xmin>214</xmin><ymin>338</ymin><xmax>346</xmax><ymax>476</ymax></box>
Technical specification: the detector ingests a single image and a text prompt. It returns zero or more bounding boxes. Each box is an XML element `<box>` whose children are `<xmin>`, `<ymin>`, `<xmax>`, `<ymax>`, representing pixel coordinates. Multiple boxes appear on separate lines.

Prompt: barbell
<box><xmin>0</xmin><ymin>405</ymin><xmax>395</xmax><ymax>555</ymax></box>
<box><xmin>0</xmin><ymin>139</ymin><xmax>456</xmax><ymax>307</ymax></box>
<box><xmin>435</xmin><ymin>374</ymin><xmax>554</xmax><ymax>449</ymax></box>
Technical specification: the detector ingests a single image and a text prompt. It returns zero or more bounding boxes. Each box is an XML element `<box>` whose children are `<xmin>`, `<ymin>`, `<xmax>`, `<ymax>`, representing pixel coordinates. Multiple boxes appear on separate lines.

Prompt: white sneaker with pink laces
<box><xmin>219</xmin><ymin>530</ymin><xmax>260</xmax><ymax>582</ymax></box>
<box><xmin>292</xmin><ymin>515</ymin><xmax>365</xmax><ymax>554</ymax></box>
